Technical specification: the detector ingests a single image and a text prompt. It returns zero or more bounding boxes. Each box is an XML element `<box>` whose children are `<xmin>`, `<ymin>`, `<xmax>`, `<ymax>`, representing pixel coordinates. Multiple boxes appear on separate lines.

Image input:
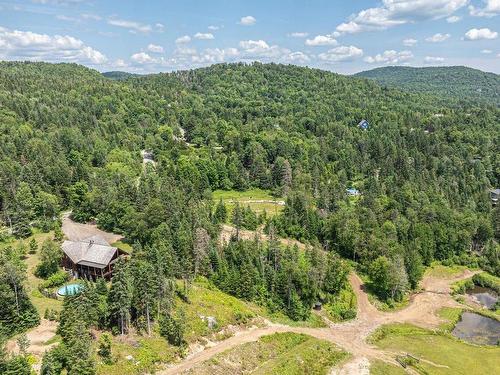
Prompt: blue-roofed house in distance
<box><xmin>346</xmin><ymin>188</ymin><xmax>361</xmax><ymax>197</ymax></box>
<box><xmin>358</xmin><ymin>119</ymin><xmax>369</xmax><ymax>130</ymax></box>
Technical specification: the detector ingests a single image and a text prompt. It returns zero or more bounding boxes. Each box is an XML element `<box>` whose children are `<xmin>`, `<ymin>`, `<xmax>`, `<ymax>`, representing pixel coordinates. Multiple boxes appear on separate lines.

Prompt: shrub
<box><xmin>39</xmin><ymin>271</ymin><xmax>70</xmax><ymax>289</ymax></box>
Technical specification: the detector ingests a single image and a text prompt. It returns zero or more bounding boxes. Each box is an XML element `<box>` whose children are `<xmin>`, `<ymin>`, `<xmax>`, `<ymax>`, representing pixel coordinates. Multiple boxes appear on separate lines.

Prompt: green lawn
<box><xmin>2</xmin><ymin>231</ymin><xmax>63</xmax><ymax>314</ymax></box>
<box><xmin>184</xmin><ymin>332</ymin><xmax>348</xmax><ymax>375</ymax></box>
<box><xmin>212</xmin><ymin>189</ymin><xmax>284</xmax><ymax>217</ymax></box>
<box><xmin>369</xmin><ymin>323</ymin><xmax>500</xmax><ymax>375</ymax></box>
<box><xmin>97</xmin><ymin>335</ymin><xmax>177</xmax><ymax>375</ymax></box>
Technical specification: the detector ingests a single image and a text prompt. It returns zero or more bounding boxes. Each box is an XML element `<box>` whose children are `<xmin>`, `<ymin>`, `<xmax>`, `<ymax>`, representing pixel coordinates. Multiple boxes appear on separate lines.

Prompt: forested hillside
<box><xmin>355</xmin><ymin>66</ymin><xmax>500</xmax><ymax>106</ymax></box>
<box><xmin>0</xmin><ymin>61</ymin><xmax>499</xmax><ymax>373</ymax></box>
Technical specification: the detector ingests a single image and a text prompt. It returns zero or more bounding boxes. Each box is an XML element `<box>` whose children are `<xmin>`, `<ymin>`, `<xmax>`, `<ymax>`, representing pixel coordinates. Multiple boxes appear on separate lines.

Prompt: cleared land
<box><xmin>61</xmin><ymin>211</ymin><xmax>123</xmax><ymax>243</ymax></box>
<box><xmin>213</xmin><ymin>189</ymin><xmax>285</xmax><ymax>217</ymax></box>
<box><xmin>369</xmin><ymin>323</ymin><xmax>500</xmax><ymax>374</ymax></box>
<box><xmin>181</xmin><ymin>332</ymin><xmax>348</xmax><ymax>375</ymax></box>
<box><xmin>160</xmin><ymin>258</ymin><xmax>481</xmax><ymax>374</ymax></box>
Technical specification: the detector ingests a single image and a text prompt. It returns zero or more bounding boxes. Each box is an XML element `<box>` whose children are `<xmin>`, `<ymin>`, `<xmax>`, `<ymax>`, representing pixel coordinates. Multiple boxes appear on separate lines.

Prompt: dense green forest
<box><xmin>355</xmin><ymin>66</ymin><xmax>500</xmax><ymax>106</ymax></box>
<box><xmin>0</xmin><ymin>61</ymin><xmax>499</xmax><ymax>373</ymax></box>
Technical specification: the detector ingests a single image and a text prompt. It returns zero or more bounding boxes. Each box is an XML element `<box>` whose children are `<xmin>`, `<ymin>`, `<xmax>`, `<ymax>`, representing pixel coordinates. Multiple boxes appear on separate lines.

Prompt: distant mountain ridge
<box><xmin>355</xmin><ymin>66</ymin><xmax>500</xmax><ymax>106</ymax></box>
<box><xmin>102</xmin><ymin>71</ymin><xmax>141</xmax><ymax>80</ymax></box>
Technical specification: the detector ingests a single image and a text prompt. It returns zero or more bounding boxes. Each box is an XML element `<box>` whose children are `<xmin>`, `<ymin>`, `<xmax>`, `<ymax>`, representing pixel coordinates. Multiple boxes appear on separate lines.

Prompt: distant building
<box><xmin>61</xmin><ymin>235</ymin><xmax>123</xmax><ymax>280</ymax></box>
<box><xmin>141</xmin><ymin>150</ymin><xmax>154</xmax><ymax>164</ymax></box>
<box><xmin>358</xmin><ymin>119</ymin><xmax>369</xmax><ymax>130</ymax></box>
<box><xmin>346</xmin><ymin>188</ymin><xmax>361</xmax><ymax>197</ymax></box>
<box><xmin>491</xmin><ymin>189</ymin><xmax>500</xmax><ymax>205</ymax></box>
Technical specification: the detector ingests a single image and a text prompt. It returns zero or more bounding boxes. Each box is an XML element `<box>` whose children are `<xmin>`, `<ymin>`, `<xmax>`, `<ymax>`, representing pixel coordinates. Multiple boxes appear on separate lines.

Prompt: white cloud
<box><xmin>283</xmin><ymin>51</ymin><xmax>311</xmax><ymax>63</ymax></box>
<box><xmin>364</xmin><ymin>50</ymin><xmax>413</xmax><ymax>64</ymax></box>
<box><xmin>0</xmin><ymin>27</ymin><xmax>107</xmax><ymax>65</ymax></box>
<box><xmin>113</xmin><ymin>58</ymin><xmax>127</xmax><ymax>68</ymax></box>
<box><xmin>335</xmin><ymin>0</ymin><xmax>467</xmax><ymax>34</ymax></box>
<box><xmin>469</xmin><ymin>1</ymin><xmax>500</xmax><ymax>17</ymax></box>
<box><xmin>131</xmin><ymin>51</ymin><xmax>155</xmax><ymax>64</ymax></box>
<box><xmin>194</xmin><ymin>32</ymin><xmax>214</xmax><ymax>40</ymax></box>
<box><xmin>318</xmin><ymin>45</ymin><xmax>363</xmax><ymax>62</ymax></box>
<box><xmin>108</xmin><ymin>18</ymin><xmax>152</xmax><ymax>33</ymax></box>
<box><xmin>174</xmin><ymin>45</ymin><xmax>197</xmax><ymax>56</ymax></box>
<box><xmin>305</xmin><ymin>34</ymin><xmax>337</xmax><ymax>46</ymax></box>
<box><xmin>424</xmin><ymin>56</ymin><xmax>445</xmax><ymax>63</ymax></box>
<box><xmin>446</xmin><ymin>15</ymin><xmax>462</xmax><ymax>22</ymax></box>
<box><xmin>403</xmin><ymin>38</ymin><xmax>417</xmax><ymax>46</ymax></box>
<box><xmin>80</xmin><ymin>13</ymin><xmax>102</xmax><ymax>21</ymax></box>
<box><xmin>208</xmin><ymin>25</ymin><xmax>220</xmax><ymax>30</ymax></box>
<box><xmin>191</xmin><ymin>47</ymin><xmax>239</xmax><ymax>64</ymax></box>
<box><xmin>56</xmin><ymin>14</ymin><xmax>79</xmax><ymax>22</ymax></box>
<box><xmin>238</xmin><ymin>39</ymin><xmax>294</xmax><ymax>60</ymax></box>
<box><xmin>289</xmin><ymin>32</ymin><xmax>309</xmax><ymax>38</ymax></box>
<box><xmin>481</xmin><ymin>49</ymin><xmax>493</xmax><ymax>53</ymax></box>
<box><xmin>239</xmin><ymin>16</ymin><xmax>256</xmax><ymax>26</ymax></box>
<box><xmin>175</xmin><ymin>35</ymin><xmax>191</xmax><ymax>44</ymax></box>
<box><xmin>425</xmin><ymin>33</ymin><xmax>450</xmax><ymax>42</ymax></box>
<box><xmin>147</xmin><ymin>43</ymin><xmax>163</xmax><ymax>53</ymax></box>
<box><xmin>155</xmin><ymin>23</ymin><xmax>165</xmax><ymax>32</ymax></box>
<box><xmin>464</xmin><ymin>28</ymin><xmax>498</xmax><ymax>40</ymax></box>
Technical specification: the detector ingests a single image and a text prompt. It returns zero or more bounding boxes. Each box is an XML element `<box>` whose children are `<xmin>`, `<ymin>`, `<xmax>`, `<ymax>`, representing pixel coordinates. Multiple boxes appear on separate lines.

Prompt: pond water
<box><xmin>466</xmin><ymin>286</ymin><xmax>498</xmax><ymax>309</ymax></box>
<box><xmin>57</xmin><ymin>283</ymin><xmax>83</xmax><ymax>296</ymax></box>
<box><xmin>452</xmin><ymin>312</ymin><xmax>500</xmax><ymax>345</ymax></box>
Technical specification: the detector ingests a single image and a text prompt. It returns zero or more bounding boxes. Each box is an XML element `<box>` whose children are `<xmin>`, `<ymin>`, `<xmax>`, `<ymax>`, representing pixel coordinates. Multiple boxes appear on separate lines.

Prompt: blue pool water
<box><xmin>57</xmin><ymin>283</ymin><xmax>83</xmax><ymax>296</ymax></box>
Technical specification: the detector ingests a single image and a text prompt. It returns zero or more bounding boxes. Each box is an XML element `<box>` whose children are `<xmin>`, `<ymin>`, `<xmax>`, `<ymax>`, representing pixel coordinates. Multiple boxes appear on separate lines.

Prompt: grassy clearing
<box><xmin>369</xmin><ymin>323</ymin><xmax>500</xmax><ymax>375</ymax></box>
<box><xmin>184</xmin><ymin>332</ymin><xmax>348</xmax><ymax>375</ymax></box>
<box><xmin>97</xmin><ymin>335</ymin><xmax>178</xmax><ymax>375</ymax></box>
<box><xmin>176</xmin><ymin>278</ymin><xmax>264</xmax><ymax>342</ymax></box>
<box><xmin>212</xmin><ymin>189</ymin><xmax>284</xmax><ymax>217</ymax></box>
<box><xmin>111</xmin><ymin>239</ymin><xmax>133</xmax><ymax>254</ymax></box>
<box><xmin>369</xmin><ymin>359</ymin><xmax>406</xmax><ymax>375</ymax></box>
<box><xmin>437</xmin><ymin>307</ymin><xmax>463</xmax><ymax>331</ymax></box>
<box><xmin>424</xmin><ymin>262</ymin><xmax>470</xmax><ymax>278</ymax></box>
<box><xmin>1</xmin><ymin>231</ymin><xmax>63</xmax><ymax>314</ymax></box>
<box><xmin>176</xmin><ymin>278</ymin><xmax>325</xmax><ymax>342</ymax></box>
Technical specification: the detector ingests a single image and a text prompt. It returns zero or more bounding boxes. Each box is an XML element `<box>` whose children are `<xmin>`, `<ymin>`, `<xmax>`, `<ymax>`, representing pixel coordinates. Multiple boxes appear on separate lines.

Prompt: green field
<box><xmin>184</xmin><ymin>332</ymin><xmax>348</xmax><ymax>375</ymax></box>
<box><xmin>212</xmin><ymin>189</ymin><xmax>284</xmax><ymax>218</ymax></box>
<box><xmin>369</xmin><ymin>323</ymin><xmax>500</xmax><ymax>374</ymax></box>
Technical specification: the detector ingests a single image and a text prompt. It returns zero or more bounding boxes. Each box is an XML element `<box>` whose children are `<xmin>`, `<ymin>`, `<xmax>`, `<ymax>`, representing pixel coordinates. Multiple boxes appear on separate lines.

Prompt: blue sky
<box><xmin>0</xmin><ymin>0</ymin><xmax>499</xmax><ymax>74</ymax></box>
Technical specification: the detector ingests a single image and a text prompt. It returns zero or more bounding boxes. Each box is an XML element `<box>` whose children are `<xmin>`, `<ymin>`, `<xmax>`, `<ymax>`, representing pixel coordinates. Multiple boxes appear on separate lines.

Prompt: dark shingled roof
<box><xmin>61</xmin><ymin>235</ymin><xmax>117</xmax><ymax>269</ymax></box>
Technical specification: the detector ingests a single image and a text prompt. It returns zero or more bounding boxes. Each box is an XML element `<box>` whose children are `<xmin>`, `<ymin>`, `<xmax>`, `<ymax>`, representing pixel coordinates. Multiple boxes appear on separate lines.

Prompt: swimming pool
<box><xmin>57</xmin><ymin>283</ymin><xmax>83</xmax><ymax>296</ymax></box>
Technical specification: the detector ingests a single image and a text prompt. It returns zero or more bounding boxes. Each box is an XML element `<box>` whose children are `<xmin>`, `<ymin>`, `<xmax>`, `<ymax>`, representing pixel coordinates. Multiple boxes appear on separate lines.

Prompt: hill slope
<box><xmin>355</xmin><ymin>66</ymin><xmax>500</xmax><ymax>105</ymax></box>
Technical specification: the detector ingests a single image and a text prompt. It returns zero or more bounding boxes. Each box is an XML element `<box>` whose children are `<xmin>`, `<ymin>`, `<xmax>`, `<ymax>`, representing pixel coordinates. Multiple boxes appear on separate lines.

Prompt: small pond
<box><xmin>452</xmin><ymin>312</ymin><xmax>500</xmax><ymax>345</ymax></box>
<box><xmin>466</xmin><ymin>286</ymin><xmax>498</xmax><ymax>309</ymax></box>
<box><xmin>57</xmin><ymin>283</ymin><xmax>83</xmax><ymax>296</ymax></box>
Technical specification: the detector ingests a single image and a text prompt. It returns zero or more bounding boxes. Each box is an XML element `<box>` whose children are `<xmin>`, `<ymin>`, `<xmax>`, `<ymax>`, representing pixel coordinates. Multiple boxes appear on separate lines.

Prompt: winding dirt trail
<box><xmin>159</xmin><ymin>227</ymin><xmax>478</xmax><ymax>374</ymax></box>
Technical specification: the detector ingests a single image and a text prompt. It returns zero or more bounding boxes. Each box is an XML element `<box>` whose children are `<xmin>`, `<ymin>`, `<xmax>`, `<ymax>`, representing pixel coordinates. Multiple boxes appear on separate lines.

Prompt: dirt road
<box><xmin>159</xmin><ymin>229</ymin><xmax>477</xmax><ymax>374</ymax></box>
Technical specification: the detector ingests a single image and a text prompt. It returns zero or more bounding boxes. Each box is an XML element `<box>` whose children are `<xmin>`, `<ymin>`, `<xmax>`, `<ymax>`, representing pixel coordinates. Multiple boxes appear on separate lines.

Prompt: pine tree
<box><xmin>108</xmin><ymin>258</ymin><xmax>131</xmax><ymax>335</ymax></box>
<box><xmin>214</xmin><ymin>199</ymin><xmax>227</xmax><ymax>224</ymax></box>
<box><xmin>97</xmin><ymin>333</ymin><xmax>113</xmax><ymax>365</ymax></box>
<box><xmin>29</xmin><ymin>238</ymin><xmax>38</xmax><ymax>254</ymax></box>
